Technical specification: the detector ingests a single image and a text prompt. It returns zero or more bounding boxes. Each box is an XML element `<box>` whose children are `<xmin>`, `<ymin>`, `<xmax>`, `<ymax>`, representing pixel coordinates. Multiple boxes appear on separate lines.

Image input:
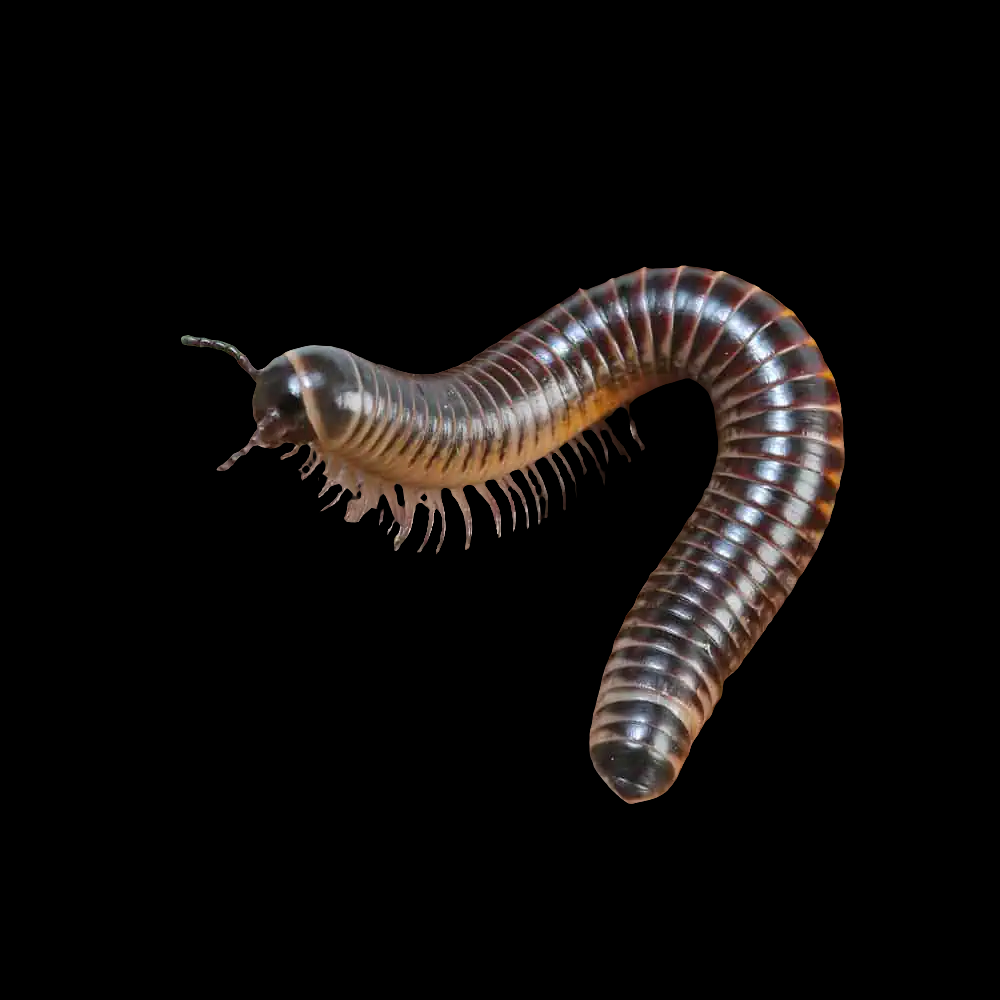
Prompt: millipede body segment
<box><xmin>182</xmin><ymin>267</ymin><xmax>843</xmax><ymax>803</ymax></box>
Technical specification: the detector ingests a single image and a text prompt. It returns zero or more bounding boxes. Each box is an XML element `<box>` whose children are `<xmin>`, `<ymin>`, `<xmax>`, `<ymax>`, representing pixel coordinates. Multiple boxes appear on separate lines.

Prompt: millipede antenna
<box><xmin>181</xmin><ymin>336</ymin><xmax>259</xmax><ymax>380</ymax></box>
<box><xmin>216</xmin><ymin>410</ymin><xmax>280</xmax><ymax>471</ymax></box>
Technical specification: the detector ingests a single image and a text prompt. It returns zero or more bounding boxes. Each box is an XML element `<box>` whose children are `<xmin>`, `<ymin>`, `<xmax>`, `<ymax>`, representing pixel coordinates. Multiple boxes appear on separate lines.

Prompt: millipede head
<box><xmin>182</xmin><ymin>335</ymin><xmax>316</xmax><ymax>471</ymax></box>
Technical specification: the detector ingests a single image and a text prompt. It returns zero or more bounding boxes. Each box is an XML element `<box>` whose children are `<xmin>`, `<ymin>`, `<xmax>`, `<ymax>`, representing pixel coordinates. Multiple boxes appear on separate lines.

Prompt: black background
<box><xmin>104</xmin><ymin>9</ymin><xmax>973</xmax><ymax>929</ymax></box>
<box><xmin>172</xmin><ymin>248</ymin><xmax>864</xmax><ymax>850</ymax></box>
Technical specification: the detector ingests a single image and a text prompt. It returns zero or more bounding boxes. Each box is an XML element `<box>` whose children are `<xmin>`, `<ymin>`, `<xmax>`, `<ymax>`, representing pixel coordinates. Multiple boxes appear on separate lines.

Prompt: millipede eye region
<box><xmin>181</xmin><ymin>267</ymin><xmax>843</xmax><ymax>803</ymax></box>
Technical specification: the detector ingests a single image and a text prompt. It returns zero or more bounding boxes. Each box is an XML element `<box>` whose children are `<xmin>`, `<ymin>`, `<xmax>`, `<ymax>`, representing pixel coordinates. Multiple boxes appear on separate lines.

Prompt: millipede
<box><xmin>182</xmin><ymin>266</ymin><xmax>843</xmax><ymax>804</ymax></box>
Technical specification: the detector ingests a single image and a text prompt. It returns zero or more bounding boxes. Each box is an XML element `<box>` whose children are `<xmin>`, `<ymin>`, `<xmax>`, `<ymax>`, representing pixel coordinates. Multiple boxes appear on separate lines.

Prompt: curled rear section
<box><xmin>582</xmin><ymin>269</ymin><xmax>842</xmax><ymax>802</ymax></box>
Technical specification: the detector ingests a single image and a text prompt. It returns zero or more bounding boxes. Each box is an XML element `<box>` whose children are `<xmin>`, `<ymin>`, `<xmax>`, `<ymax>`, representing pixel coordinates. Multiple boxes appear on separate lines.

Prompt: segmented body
<box><xmin>195</xmin><ymin>266</ymin><xmax>844</xmax><ymax>803</ymax></box>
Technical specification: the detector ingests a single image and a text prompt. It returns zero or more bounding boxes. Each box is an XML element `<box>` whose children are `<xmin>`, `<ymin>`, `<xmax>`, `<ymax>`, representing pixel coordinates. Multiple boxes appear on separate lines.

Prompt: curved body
<box><xmin>186</xmin><ymin>266</ymin><xmax>843</xmax><ymax>803</ymax></box>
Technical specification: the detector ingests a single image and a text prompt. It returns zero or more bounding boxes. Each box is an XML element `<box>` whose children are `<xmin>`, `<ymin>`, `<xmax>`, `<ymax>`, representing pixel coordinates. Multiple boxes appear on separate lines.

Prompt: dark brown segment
<box><xmin>715</xmin><ymin>343</ymin><xmax>830</xmax><ymax>407</ymax></box>
<box><xmin>585</xmin><ymin>278</ymin><xmax>642</xmax><ymax>375</ymax></box>
<box><xmin>614</xmin><ymin>268</ymin><xmax>655</xmax><ymax>368</ymax></box>
<box><xmin>700</xmin><ymin>288</ymin><xmax>790</xmax><ymax>381</ymax></box>
<box><xmin>710</xmin><ymin>313</ymin><xmax>814</xmax><ymax>396</ymax></box>
<box><xmin>686</xmin><ymin>273</ymin><xmax>758</xmax><ymax>381</ymax></box>
<box><xmin>719</xmin><ymin>432</ymin><xmax>845</xmax><ymax>485</ymax></box>
<box><xmin>543</xmin><ymin>301</ymin><xmax>613</xmax><ymax>391</ymax></box>
<box><xmin>667</xmin><ymin>267</ymin><xmax>722</xmax><ymax>373</ymax></box>
<box><xmin>479</xmin><ymin>349</ymin><xmax>549</xmax><ymax>452</ymax></box>
<box><xmin>559</xmin><ymin>289</ymin><xmax>630</xmax><ymax>385</ymax></box>
<box><xmin>642</xmin><ymin>267</ymin><xmax>683</xmax><ymax>371</ymax></box>
<box><xmin>500</xmin><ymin>340</ymin><xmax>568</xmax><ymax>444</ymax></box>
<box><xmin>718</xmin><ymin>406</ymin><xmax>844</xmax><ymax>449</ymax></box>
<box><xmin>513</xmin><ymin>317</ymin><xmax>594</xmax><ymax>420</ymax></box>
<box><xmin>716</xmin><ymin>377</ymin><xmax>841</xmax><ymax>429</ymax></box>
<box><xmin>682</xmin><ymin>512</ymin><xmax>796</xmax><ymax>607</ymax></box>
<box><xmin>613</xmin><ymin>624</ymin><xmax>729</xmax><ymax>690</ymax></box>
<box><xmin>600</xmin><ymin>659</ymin><xmax>708</xmax><ymax>716</ymax></box>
